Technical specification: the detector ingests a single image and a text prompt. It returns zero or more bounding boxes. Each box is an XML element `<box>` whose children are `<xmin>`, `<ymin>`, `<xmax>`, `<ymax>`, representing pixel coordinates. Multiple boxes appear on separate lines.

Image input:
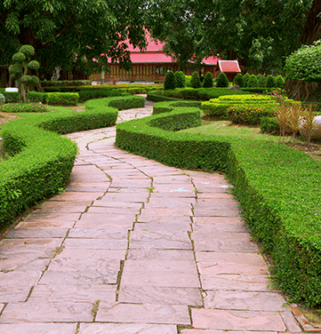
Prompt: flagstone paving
<box><xmin>0</xmin><ymin>98</ymin><xmax>304</xmax><ymax>333</ymax></box>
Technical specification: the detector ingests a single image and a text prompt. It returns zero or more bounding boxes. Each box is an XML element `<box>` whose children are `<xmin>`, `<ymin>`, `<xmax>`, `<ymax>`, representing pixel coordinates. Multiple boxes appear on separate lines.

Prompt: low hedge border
<box><xmin>0</xmin><ymin>95</ymin><xmax>144</xmax><ymax>228</ymax></box>
<box><xmin>153</xmin><ymin>100</ymin><xmax>202</xmax><ymax>115</ymax></box>
<box><xmin>115</xmin><ymin>105</ymin><xmax>321</xmax><ymax>307</ymax></box>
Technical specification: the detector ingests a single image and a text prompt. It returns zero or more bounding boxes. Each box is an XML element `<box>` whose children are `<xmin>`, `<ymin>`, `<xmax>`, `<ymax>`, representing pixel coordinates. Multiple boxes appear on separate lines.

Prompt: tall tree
<box><xmin>0</xmin><ymin>0</ymin><xmax>147</xmax><ymax>85</ymax></box>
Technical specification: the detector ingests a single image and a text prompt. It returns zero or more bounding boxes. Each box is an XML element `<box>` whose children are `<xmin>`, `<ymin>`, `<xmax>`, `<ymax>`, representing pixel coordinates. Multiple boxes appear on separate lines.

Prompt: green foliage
<box><xmin>41</xmin><ymin>80</ymin><xmax>91</xmax><ymax>87</ymax></box>
<box><xmin>152</xmin><ymin>101</ymin><xmax>202</xmax><ymax>115</ymax></box>
<box><xmin>243</xmin><ymin>73</ymin><xmax>250</xmax><ymax>86</ymax></box>
<box><xmin>78</xmin><ymin>89</ymin><xmax>125</xmax><ymax>102</ymax></box>
<box><xmin>257</xmin><ymin>74</ymin><xmax>267</xmax><ymax>88</ymax></box>
<box><xmin>285</xmin><ymin>41</ymin><xmax>321</xmax><ymax>83</ymax></box>
<box><xmin>164</xmin><ymin>71</ymin><xmax>176</xmax><ymax>90</ymax></box>
<box><xmin>116</xmin><ymin>98</ymin><xmax>321</xmax><ymax>307</ymax></box>
<box><xmin>191</xmin><ymin>72</ymin><xmax>201</xmax><ymax>88</ymax></box>
<box><xmin>46</xmin><ymin>93</ymin><xmax>79</xmax><ymax>105</ymax></box>
<box><xmin>260</xmin><ymin>116</ymin><xmax>280</xmax><ymax>133</ymax></box>
<box><xmin>147</xmin><ymin>92</ymin><xmax>181</xmax><ymax>102</ymax></box>
<box><xmin>27</xmin><ymin>60</ymin><xmax>41</xmax><ymax>71</ymax></box>
<box><xmin>1</xmin><ymin>103</ymin><xmax>49</xmax><ymax>113</ymax></box>
<box><xmin>227</xmin><ymin>105</ymin><xmax>275</xmax><ymax>125</ymax></box>
<box><xmin>266</xmin><ymin>75</ymin><xmax>276</xmax><ymax>88</ymax></box>
<box><xmin>12</xmin><ymin>52</ymin><xmax>26</xmax><ymax>63</ymax></box>
<box><xmin>0</xmin><ymin>93</ymin><xmax>5</xmax><ymax>107</ymax></box>
<box><xmin>234</xmin><ymin>73</ymin><xmax>244</xmax><ymax>87</ymax></box>
<box><xmin>203</xmin><ymin>72</ymin><xmax>213</xmax><ymax>88</ymax></box>
<box><xmin>19</xmin><ymin>45</ymin><xmax>35</xmax><ymax>57</ymax></box>
<box><xmin>247</xmin><ymin>74</ymin><xmax>258</xmax><ymax>88</ymax></box>
<box><xmin>276</xmin><ymin>75</ymin><xmax>285</xmax><ymax>88</ymax></box>
<box><xmin>185</xmin><ymin>76</ymin><xmax>192</xmax><ymax>87</ymax></box>
<box><xmin>216</xmin><ymin>72</ymin><xmax>229</xmax><ymax>88</ymax></box>
<box><xmin>175</xmin><ymin>71</ymin><xmax>186</xmax><ymax>88</ymax></box>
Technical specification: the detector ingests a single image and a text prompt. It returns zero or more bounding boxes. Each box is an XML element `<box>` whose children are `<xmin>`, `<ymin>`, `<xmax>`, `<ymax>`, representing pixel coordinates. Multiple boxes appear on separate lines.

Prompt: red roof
<box><xmin>218</xmin><ymin>60</ymin><xmax>241</xmax><ymax>73</ymax></box>
<box><xmin>125</xmin><ymin>34</ymin><xmax>165</xmax><ymax>52</ymax></box>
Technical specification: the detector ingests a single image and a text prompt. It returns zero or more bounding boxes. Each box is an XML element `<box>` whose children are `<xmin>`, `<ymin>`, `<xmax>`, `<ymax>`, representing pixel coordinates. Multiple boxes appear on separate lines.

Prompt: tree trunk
<box><xmin>300</xmin><ymin>0</ymin><xmax>321</xmax><ymax>44</ymax></box>
<box><xmin>0</xmin><ymin>68</ymin><xmax>8</xmax><ymax>88</ymax></box>
<box><xmin>284</xmin><ymin>78</ymin><xmax>317</xmax><ymax>101</ymax></box>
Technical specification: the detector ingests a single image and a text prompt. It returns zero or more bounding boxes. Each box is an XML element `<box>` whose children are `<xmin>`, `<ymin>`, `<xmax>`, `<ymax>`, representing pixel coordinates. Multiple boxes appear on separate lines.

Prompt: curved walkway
<box><xmin>0</xmin><ymin>99</ymin><xmax>303</xmax><ymax>333</ymax></box>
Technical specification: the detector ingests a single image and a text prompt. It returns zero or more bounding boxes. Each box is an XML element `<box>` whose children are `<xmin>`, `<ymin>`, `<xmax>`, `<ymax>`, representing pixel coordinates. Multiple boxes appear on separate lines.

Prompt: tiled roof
<box><xmin>218</xmin><ymin>60</ymin><xmax>241</xmax><ymax>73</ymax></box>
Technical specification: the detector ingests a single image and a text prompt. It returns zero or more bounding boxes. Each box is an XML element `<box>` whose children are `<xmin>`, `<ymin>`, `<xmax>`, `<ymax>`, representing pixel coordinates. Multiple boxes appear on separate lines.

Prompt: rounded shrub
<box><xmin>243</xmin><ymin>73</ymin><xmax>250</xmax><ymax>87</ymax></box>
<box><xmin>175</xmin><ymin>71</ymin><xmax>186</xmax><ymax>88</ymax></box>
<box><xmin>266</xmin><ymin>75</ymin><xmax>276</xmax><ymax>88</ymax></box>
<box><xmin>234</xmin><ymin>73</ymin><xmax>244</xmax><ymax>87</ymax></box>
<box><xmin>247</xmin><ymin>74</ymin><xmax>259</xmax><ymax>88</ymax></box>
<box><xmin>216</xmin><ymin>72</ymin><xmax>229</xmax><ymax>88</ymax></box>
<box><xmin>276</xmin><ymin>75</ymin><xmax>285</xmax><ymax>88</ymax></box>
<box><xmin>257</xmin><ymin>74</ymin><xmax>267</xmax><ymax>88</ymax></box>
<box><xmin>164</xmin><ymin>71</ymin><xmax>176</xmax><ymax>90</ymax></box>
<box><xmin>0</xmin><ymin>93</ymin><xmax>5</xmax><ymax>107</ymax></box>
<box><xmin>191</xmin><ymin>72</ymin><xmax>201</xmax><ymax>88</ymax></box>
<box><xmin>203</xmin><ymin>72</ymin><xmax>213</xmax><ymax>88</ymax></box>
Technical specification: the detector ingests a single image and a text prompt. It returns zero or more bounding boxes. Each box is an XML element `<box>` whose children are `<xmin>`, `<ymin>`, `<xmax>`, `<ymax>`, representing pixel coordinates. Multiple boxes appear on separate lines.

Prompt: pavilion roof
<box><xmin>218</xmin><ymin>60</ymin><xmax>241</xmax><ymax>73</ymax></box>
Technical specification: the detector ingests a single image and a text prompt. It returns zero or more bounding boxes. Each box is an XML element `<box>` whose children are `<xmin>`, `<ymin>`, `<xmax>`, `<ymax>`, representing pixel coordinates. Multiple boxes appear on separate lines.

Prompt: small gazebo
<box><xmin>215</xmin><ymin>60</ymin><xmax>241</xmax><ymax>81</ymax></box>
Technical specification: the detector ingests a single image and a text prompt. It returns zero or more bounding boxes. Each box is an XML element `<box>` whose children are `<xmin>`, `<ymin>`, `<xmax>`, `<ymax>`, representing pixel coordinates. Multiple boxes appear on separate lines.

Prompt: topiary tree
<box><xmin>257</xmin><ymin>74</ymin><xmax>267</xmax><ymax>88</ymax></box>
<box><xmin>216</xmin><ymin>72</ymin><xmax>229</xmax><ymax>87</ymax></box>
<box><xmin>234</xmin><ymin>73</ymin><xmax>244</xmax><ymax>87</ymax></box>
<box><xmin>276</xmin><ymin>75</ymin><xmax>285</xmax><ymax>88</ymax></box>
<box><xmin>9</xmin><ymin>45</ymin><xmax>40</xmax><ymax>102</ymax></box>
<box><xmin>191</xmin><ymin>71</ymin><xmax>201</xmax><ymax>88</ymax></box>
<box><xmin>243</xmin><ymin>73</ymin><xmax>250</xmax><ymax>87</ymax></box>
<box><xmin>266</xmin><ymin>75</ymin><xmax>276</xmax><ymax>88</ymax></box>
<box><xmin>247</xmin><ymin>74</ymin><xmax>258</xmax><ymax>87</ymax></box>
<box><xmin>164</xmin><ymin>71</ymin><xmax>176</xmax><ymax>90</ymax></box>
<box><xmin>175</xmin><ymin>71</ymin><xmax>186</xmax><ymax>88</ymax></box>
<box><xmin>203</xmin><ymin>72</ymin><xmax>213</xmax><ymax>88</ymax></box>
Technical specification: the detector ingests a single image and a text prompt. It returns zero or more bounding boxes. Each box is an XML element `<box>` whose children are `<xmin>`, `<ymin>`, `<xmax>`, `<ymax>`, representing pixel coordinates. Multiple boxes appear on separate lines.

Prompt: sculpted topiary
<box><xmin>234</xmin><ymin>73</ymin><xmax>244</xmax><ymax>87</ymax></box>
<box><xmin>203</xmin><ymin>72</ymin><xmax>213</xmax><ymax>88</ymax></box>
<box><xmin>266</xmin><ymin>75</ymin><xmax>276</xmax><ymax>88</ymax></box>
<box><xmin>216</xmin><ymin>72</ymin><xmax>229</xmax><ymax>88</ymax></box>
<box><xmin>164</xmin><ymin>71</ymin><xmax>176</xmax><ymax>90</ymax></box>
<box><xmin>247</xmin><ymin>74</ymin><xmax>258</xmax><ymax>87</ymax></box>
<box><xmin>9</xmin><ymin>45</ymin><xmax>40</xmax><ymax>102</ymax></box>
<box><xmin>175</xmin><ymin>71</ymin><xmax>186</xmax><ymax>88</ymax></box>
<box><xmin>191</xmin><ymin>71</ymin><xmax>201</xmax><ymax>88</ymax></box>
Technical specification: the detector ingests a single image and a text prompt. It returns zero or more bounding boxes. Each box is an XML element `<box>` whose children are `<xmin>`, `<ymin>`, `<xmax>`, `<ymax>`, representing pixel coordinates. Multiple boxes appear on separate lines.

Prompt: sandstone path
<box><xmin>0</xmin><ymin>98</ymin><xmax>303</xmax><ymax>333</ymax></box>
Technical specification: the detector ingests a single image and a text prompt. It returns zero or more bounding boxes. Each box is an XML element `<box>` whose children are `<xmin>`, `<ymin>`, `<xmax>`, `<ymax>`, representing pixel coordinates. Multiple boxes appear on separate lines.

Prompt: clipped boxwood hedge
<box><xmin>153</xmin><ymin>100</ymin><xmax>202</xmax><ymax>115</ymax></box>
<box><xmin>0</xmin><ymin>95</ymin><xmax>143</xmax><ymax>228</ymax></box>
<box><xmin>115</xmin><ymin>104</ymin><xmax>321</xmax><ymax>307</ymax></box>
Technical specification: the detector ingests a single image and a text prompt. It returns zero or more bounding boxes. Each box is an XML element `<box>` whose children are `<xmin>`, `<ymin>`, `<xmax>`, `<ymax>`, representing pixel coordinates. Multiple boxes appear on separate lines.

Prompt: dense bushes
<box><xmin>247</xmin><ymin>74</ymin><xmax>258</xmax><ymax>88</ymax></box>
<box><xmin>227</xmin><ymin>105</ymin><xmax>275</xmax><ymax>125</ymax></box>
<box><xmin>115</xmin><ymin>102</ymin><xmax>321</xmax><ymax>307</ymax></box>
<box><xmin>234</xmin><ymin>73</ymin><xmax>244</xmax><ymax>87</ymax></box>
<box><xmin>164</xmin><ymin>71</ymin><xmax>176</xmax><ymax>90</ymax></box>
<box><xmin>175</xmin><ymin>71</ymin><xmax>186</xmax><ymax>88</ymax></box>
<box><xmin>0</xmin><ymin>95</ymin><xmax>142</xmax><ymax>228</ymax></box>
<box><xmin>266</xmin><ymin>75</ymin><xmax>276</xmax><ymax>88</ymax></box>
<box><xmin>41</xmin><ymin>80</ymin><xmax>91</xmax><ymax>87</ymax></box>
<box><xmin>203</xmin><ymin>72</ymin><xmax>213</xmax><ymax>88</ymax></box>
<box><xmin>216</xmin><ymin>72</ymin><xmax>229</xmax><ymax>87</ymax></box>
<box><xmin>191</xmin><ymin>72</ymin><xmax>201</xmax><ymax>88</ymax></box>
<box><xmin>243</xmin><ymin>73</ymin><xmax>250</xmax><ymax>87</ymax></box>
<box><xmin>152</xmin><ymin>100</ymin><xmax>202</xmax><ymax>115</ymax></box>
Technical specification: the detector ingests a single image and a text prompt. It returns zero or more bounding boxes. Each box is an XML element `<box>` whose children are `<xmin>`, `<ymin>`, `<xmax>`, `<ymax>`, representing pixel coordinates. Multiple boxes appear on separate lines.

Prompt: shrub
<box><xmin>243</xmin><ymin>73</ymin><xmax>250</xmax><ymax>86</ymax></box>
<box><xmin>45</xmin><ymin>93</ymin><xmax>79</xmax><ymax>105</ymax></box>
<box><xmin>234</xmin><ymin>73</ymin><xmax>244</xmax><ymax>87</ymax></box>
<box><xmin>247</xmin><ymin>74</ymin><xmax>259</xmax><ymax>88</ymax></box>
<box><xmin>1</xmin><ymin>102</ymin><xmax>49</xmax><ymax>113</ymax></box>
<box><xmin>191</xmin><ymin>72</ymin><xmax>201</xmax><ymax>88</ymax></box>
<box><xmin>153</xmin><ymin>100</ymin><xmax>202</xmax><ymax>115</ymax></box>
<box><xmin>0</xmin><ymin>93</ymin><xmax>5</xmax><ymax>106</ymax></box>
<box><xmin>203</xmin><ymin>72</ymin><xmax>214</xmax><ymax>88</ymax></box>
<box><xmin>175</xmin><ymin>71</ymin><xmax>186</xmax><ymax>88</ymax></box>
<box><xmin>78</xmin><ymin>89</ymin><xmax>125</xmax><ymax>102</ymax></box>
<box><xmin>266</xmin><ymin>75</ymin><xmax>276</xmax><ymax>88</ymax></box>
<box><xmin>41</xmin><ymin>80</ymin><xmax>91</xmax><ymax>87</ymax></box>
<box><xmin>164</xmin><ymin>71</ymin><xmax>176</xmax><ymax>90</ymax></box>
<box><xmin>276</xmin><ymin>75</ymin><xmax>285</xmax><ymax>88</ymax></box>
<box><xmin>227</xmin><ymin>105</ymin><xmax>275</xmax><ymax>125</ymax></box>
<box><xmin>216</xmin><ymin>72</ymin><xmax>229</xmax><ymax>88</ymax></box>
<box><xmin>257</xmin><ymin>74</ymin><xmax>267</xmax><ymax>88</ymax></box>
<box><xmin>147</xmin><ymin>92</ymin><xmax>181</xmax><ymax>102</ymax></box>
<box><xmin>260</xmin><ymin>117</ymin><xmax>280</xmax><ymax>133</ymax></box>
<box><xmin>185</xmin><ymin>76</ymin><xmax>192</xmax><ymax>87</ymax></box>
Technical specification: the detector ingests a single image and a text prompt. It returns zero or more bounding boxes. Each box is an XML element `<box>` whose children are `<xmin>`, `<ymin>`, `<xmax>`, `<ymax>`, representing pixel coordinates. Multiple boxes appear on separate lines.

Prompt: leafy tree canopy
<box><xmin>0</xmin><ymin>0</ymin><xmax>148</xmax><ymax>76</ymax></box>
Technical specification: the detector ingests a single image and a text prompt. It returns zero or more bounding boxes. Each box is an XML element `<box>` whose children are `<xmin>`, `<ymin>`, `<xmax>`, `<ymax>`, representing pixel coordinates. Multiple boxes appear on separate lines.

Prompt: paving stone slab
<box><xmin>127</xmin><ymin>249</ymin><xmax>195</xmax><ymax>261</ymax></box>
<box><xmin>192</xmin><ymin>222</ymin><xmax>248</xmax><ymax>233</ymax></box>
<box><xmin>0</xmin><ymin>285</ymin><xmax>32</xmax><ymax>303</ymax></box>
<box><xmin>153</xmin><ymin>184</ymin><xmax>195</xmax><ymax>193</ymax></box>
<box><xmin>98</xmin><ymin>193</ymin><xmax>148</xmax><ymax>202</ymax></box>
<box><xmin>0</xmin><ymin>271</ymin><xmax>41</xmax><ymax>286</ymax></box>
<box><xmin>119</xmin><ymin>286</ymin><xmax>202</xmax><ymax>306</ymax></box>
<box><xmin>17</xmin><ymin>220</ymin><xmax>76</xmax><ymax>229</ymax></box>
<box><xmin>6</xmin><ymin>228</ymin><xmax>69</xmax><ymax>239</ymax></box>
<box><xmin>0</xmin><ymin>256</ymin><xmax>50</xmax><ymax>272</ymax></box>
<box><xmin>79</xmin><ymin>323</ymin><xmax>177</xmax><ymax>334</ymax></box>
<box><xmin>191</xmin><ymin>309</ymin><xmax>286</xmax><ymax>331</ymax></box>
<box><xmin>201</xmin><ymin>274</ymin><xmax>271</xmax><ymax>292</ymax></box>
<box><xmin>153</xmin><ymin>176</ymin><xmax>192</xmax><ymax>184</ymax></box>
<box><xmin>145</xmin><ymin>202</ymin><xmax>193</xmax><ymax>209</ymax></box>
<box><xmin>32</xmin><ymin>205</ymin><xmax>87</xmax><ymax>213</ymax></box>
<box><xmin>129</xmin><ymin>231</ymin><xmax>192</xmax><ymax>250</ymax></box>
<box><xmin>204</xmin><ymin>291</ymin><xmax>286</xmax><ymax>311</ymax></box>
<box><xmin>193</xmin><ymin>207</ymin><xmax>240</xmax><ymax>217</ymax></box>
<box><xmin>150</xmin><ymin>192</ymin><xmax>196</xmax><ymax>198</ymax></box>
<box><xmin>141</xmin><ymin>208</ymin><xmax>193</xmax><ymax>216</ymax></box>
<box><xmin>136</xmin><ymin>222</ymin><xmax>192</xmax><ymax>231</ymax></box>
<box><xmin>65</xmin><ymin>182</ymin><xmax>110</xmax><ymax>192</ymax></box>
<box><xmin>75</xmin><ymin>214</ymin><xmax>134</xmax><ymax>229</ymax></box>
<box><xmin>108</xmin><ymin>187</ymin><xmax>149</xmax><ymax>194</ymax></box>
<box><xmin>193</xmin><ymin>217</ymin><xmax>242</xmax><ymax>225</ymax></box>
<box><xmin>124</xmin><ymin>260</ymin><xmax>197</xmax><ymax>272</ymax></box>
<box><xmin>181</xmin><ymin>331</ymin><xmax>277</xmax><ymax>334</ymax></box>
<box><xmin>92</xmin><ymin>201</ymin><xmax>143</xmax><ymax>208</ymax></box>
<box><xmin>111</xmin><ymin>180</ymin><xmax>151</xmax><ymax>188</ymax></box>
<box><xmin>24</xmin><ymin>213</ymin><xmax>81</xmax><ymax>222</ymax></box>
<box><xmin>41</xmin><ymin>201</ymin><xmax>92</xmax><ymax>207</ymax></box>
<box><xmin>137</xmin><ymin>215</ymin><xmax>191</xmax><ymax>224</ymax></box>
<box><xmin>68</xmin><ymin>228</ymin><xmax>128</xmax><ymax>239</ymax></box>
<box><xmin>121</xmin><ymin>269</ymin><xmax>200</xmax><ymax>288</ymax></box>
<box><xmin>63</xmin><ymin>238</ymin><xmax>128</xmax><ymax>250</ymax></box>
<box><xmin>49</xmin><ymin>257</ymin><xmax>121</xmax><ymax>272</ymax></box>
<box><xmin>0</xmin><ymin>247</ymin><xmax>56</xmax><ymax>257</ymax></box>
<box><xmin>195</xmin><ymin>252</ymin><xmax>266</xmax><ymax>265</ymax></box>
<box><xmin>198</xmin><ymin>262</ymin><xmax>269</xmax><ymax>275</ymax></box>
<box><xmin>280</xmin><ymin>310</ymin><xmax>302</xmax><ymax>332</ymax></box>
<box><xmin>87</xmin><ymin>206</ymin><xmax>140</xmax><ymax>215</ymax></box>
<box><xmin>50</xmin><ymin>192</ymin><xmax>104</xmax><ymax>201</ymax></box>
<box><xmin>194</xmin><ymin>201</ymin><xmax>240</xmax><ymax>210</ymax></box>
<box><xmin>0</xmin><ymin>238</ymin><xmax>63</xmax><ymax>248</ymax></box>
<box><xmin>0</xmin><ymin>302</ymin><xmax>93</xmax><ymax>323</ymax></box>
<box><xmin>29</xmin><ymin>284</ymin><xmax>116</xmax><ymax>302</ymax></box>
<box><xmin>96</xmin><ymin>302</ymin><xmax>191</xmax><ymax>325</ymax></box>
<box><xmin>39</xmin><ymin>270</ymin><xmax>118</xmax><ymax>285</ymax></box>
<box><xmin>0</xmin><ymin>323</ymin><xmax>77</xmax><ymax>334</ymax></box>
<box><xmin>197</xmin><ymin>193</ymin><xmax>235</xmax><ymax>199</ymax></box>
<box><xmin>54</xmin><ymin>249</ymin><xmax>126</xmax><ymax>261</ymax></box>
<box><xmin>148</xmin><ymin>197</ymin><xmax>196</xmax><ymax>205</ymax></box>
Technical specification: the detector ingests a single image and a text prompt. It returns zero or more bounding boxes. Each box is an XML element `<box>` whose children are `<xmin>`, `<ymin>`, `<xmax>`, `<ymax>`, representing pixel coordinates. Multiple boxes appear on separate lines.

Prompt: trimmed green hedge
<box><xmin>41</xmin><ymin>80</ymin><xmax>91</xmax><ymax>87</ymax></box>
<box><xmin>0</xmin><ymin>95</ymin><xmax>143</xmax><ymax>228</ymax></box>
<box><xmin>153</xmin><ymin>100</ymin><xmax>202</xmax><ymax>115</ymax></box>
<box><xmin>115</xmin><ymin>105</ymin><xmax>321</xmax><ymax>307</ymax></box>
<box><xmin>147</xmin><ymin>92</ymin><xmax>181</xmax><ymax>102</ymax></box>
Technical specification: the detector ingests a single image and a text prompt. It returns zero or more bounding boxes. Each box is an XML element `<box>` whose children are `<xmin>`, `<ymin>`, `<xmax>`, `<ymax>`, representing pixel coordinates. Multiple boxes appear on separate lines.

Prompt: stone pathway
<box><xmin>0</xmin><ymin>99</ymin><xmax>303</xmax><ymax>333</ymax></box>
